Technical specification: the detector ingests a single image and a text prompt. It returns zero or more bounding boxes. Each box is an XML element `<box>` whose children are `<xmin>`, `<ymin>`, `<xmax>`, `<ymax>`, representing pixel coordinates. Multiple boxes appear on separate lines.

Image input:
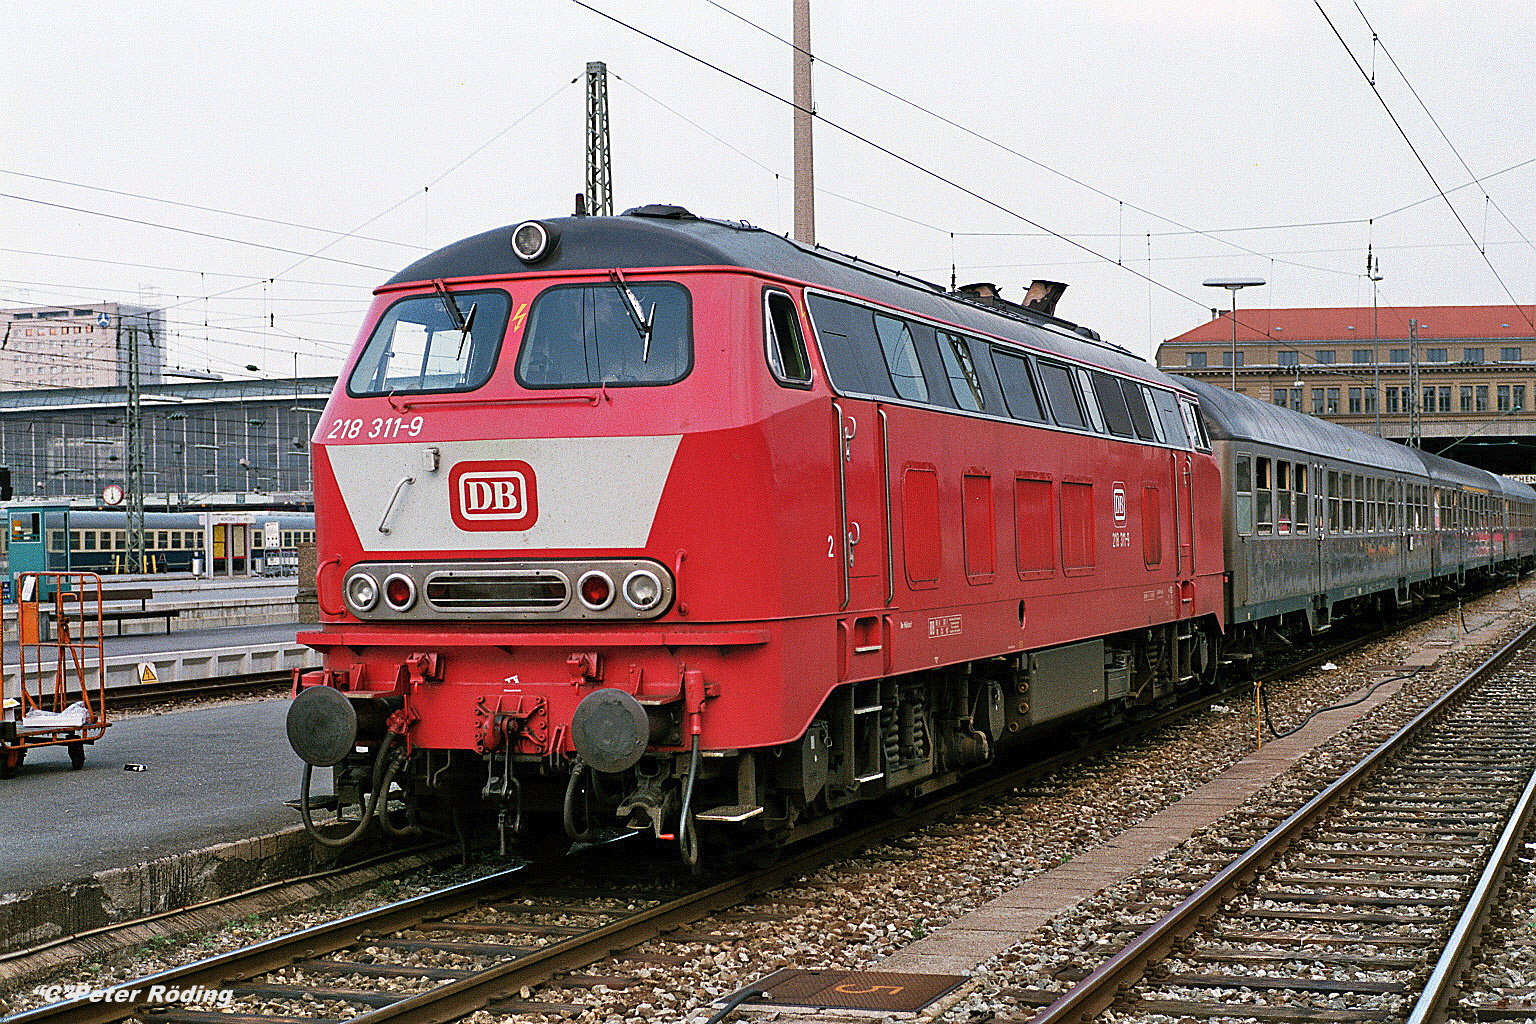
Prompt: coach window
<box><xmin>1235</xmin><ymin>455</ymin><xmax>1253</xmax><ymax>534</ymax></box>
<box><xmin>1037</xmin><ymin>360</ymin><xmax>1087</xmax><ymax>430</ymax></box>
<box><xmin>1255</xmin><ymin>457</ymin><xmax>1273</xmax><ymax>534</ymax></box>
<box><xmin>991</xmin><ymin>350</ymin><xmax>1046</xmax><ymax>422</ymax></box>
<box><xmin>764</xmin><ymin>291</ymin><xmax>812</xmax><ymax>387</ymax></box>
<box><xmin>937</xmin><ymin>331</ymin><xmax>985</xmax><ymax>412</ymax></box>
<box><xmin>1294</xmin><ymin>464</ymin><xmax>1309</xmax><ymax>532</ymax></box>
<box><xmin>1276</xmin><ymin>462</ymin><xmax>1292</xmax><ymax>533</ymax></box>
<box><xmin>1086</xmin><ymin>370</ymin><xmax>1133</xmax><ymax>437</ymax></box>
<box><xmin>1354</xmin><ymin>475</ymin><xmax>1366</xmax><ymax>531</ymax></box>
<box><xmin>351</xmin><ymin>288</ymin><xmax>510</xmax><ymax>395</ymax></box>
<box><xmin>517</xmin><ymin>282</ymin><xmax>691</xmax><ymax>389</ymax></box>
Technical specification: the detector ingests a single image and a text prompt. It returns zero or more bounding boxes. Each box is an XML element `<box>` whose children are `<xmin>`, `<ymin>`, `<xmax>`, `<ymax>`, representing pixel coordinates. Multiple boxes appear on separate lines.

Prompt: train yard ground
<box><xmin>2</xmin><ymin>581</ymin><xmax>1534</xmax><ymax>1024</ymax></box>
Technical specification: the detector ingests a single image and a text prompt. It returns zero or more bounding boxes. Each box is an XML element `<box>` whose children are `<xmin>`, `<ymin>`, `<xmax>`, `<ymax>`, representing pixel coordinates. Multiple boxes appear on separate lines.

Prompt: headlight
<box><xmin>345</xmin><ymin>572</ymin><xmax>379</xmax><ymax>612</ymax></box>
<box><xmin>623</xmin><ymin>569</ymin><xmax>663</xmax><ymax>611</ymax></box>
<box><xmin>383</xmin><ymin>572</ymin><xmax>417</xmax><ymax>611</ymax></box>
<box><xmin>577</xmin><ymin>570</ymin><xmax>615</xmax><ymax>611</ymax></box>
<box><xmin>511</xmin><ymin>220</ymin><xmax>554</xmax><ymax>262</ymax></box>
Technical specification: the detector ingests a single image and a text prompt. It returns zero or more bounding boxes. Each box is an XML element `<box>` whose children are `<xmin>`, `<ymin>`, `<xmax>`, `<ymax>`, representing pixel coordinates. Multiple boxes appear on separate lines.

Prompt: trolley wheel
<box><xmin>68</xmin><ymin>742</ymin><xmax>86</xmax><ymax>770</ymax></box>
<box><xmin>2</xmin><ymin>746</ymin><xmax>24</xmax><ymax>779</ymax></box>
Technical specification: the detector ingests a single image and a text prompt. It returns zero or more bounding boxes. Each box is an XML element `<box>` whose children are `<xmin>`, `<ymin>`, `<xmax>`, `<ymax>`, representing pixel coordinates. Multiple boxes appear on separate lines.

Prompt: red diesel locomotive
<box><xmin>288</xmin><ymin>205</ymin><xmax>1227</xmax><ymax>862</ymax></box>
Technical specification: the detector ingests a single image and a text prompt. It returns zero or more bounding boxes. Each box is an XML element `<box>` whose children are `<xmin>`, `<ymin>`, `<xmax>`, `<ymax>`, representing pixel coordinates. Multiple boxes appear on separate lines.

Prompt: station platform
<box><xmin>4</xmin><ymin>621</ymin><xmax>319</xmax><ymax>695</ymax></box>
<box><xmin>0</xmin><ymin>695</ymin><xmax>329</xmax><ymax>955</ymax></box>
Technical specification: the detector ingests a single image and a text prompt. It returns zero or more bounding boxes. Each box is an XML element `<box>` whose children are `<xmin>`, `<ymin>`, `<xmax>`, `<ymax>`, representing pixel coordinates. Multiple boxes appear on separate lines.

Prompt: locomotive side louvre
<box><xmin>291</xmin><ymin>207</ymin><xmax>1227</xmax><ymax>858</ymax></box>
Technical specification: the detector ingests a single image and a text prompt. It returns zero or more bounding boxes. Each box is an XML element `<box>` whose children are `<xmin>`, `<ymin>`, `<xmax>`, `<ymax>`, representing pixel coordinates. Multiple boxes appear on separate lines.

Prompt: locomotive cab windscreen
<box><xmin>348</xmin><ymin>288</ymin><xmax>509</xmax><ymax>395</ymax></box>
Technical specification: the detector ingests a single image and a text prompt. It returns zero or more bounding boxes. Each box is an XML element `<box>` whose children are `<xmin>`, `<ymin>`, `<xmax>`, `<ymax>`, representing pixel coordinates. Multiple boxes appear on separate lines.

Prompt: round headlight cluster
<box><xmin>577</xmin><ymin>570</ymin><xmax>614</xmax><ymax>611</ymax></box>
<box><xmin>383</xmin><ymin>572</ymin><xmax>417</xmax><ymax>611</ymax></box>
<box><xmin>345</xmin><ymin>572</ymin><xmax>379</xmax><ymax>612</ymax></box>
<box><xmin>511</xmin><ymin>220</ymin><xmax>554</xmax><ymax>262</ymax></box>
<box><xmin>623</xmin><ymin>569</ymin><xmax>664</xmax><ymax>611</ymax></box>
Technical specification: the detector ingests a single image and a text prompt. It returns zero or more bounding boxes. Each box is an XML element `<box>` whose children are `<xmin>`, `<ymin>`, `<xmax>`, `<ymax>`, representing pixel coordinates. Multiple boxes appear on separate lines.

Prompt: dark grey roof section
<box><xmin>1178</xmin><ymin>376</ymin><xmax>1424</xmax><ymax>473</ymax></box>
<box><xmin>388</xmin><ymin>208</ymin><xmax>1170</xmax><ymax>385</ymax></box>
<box><xmin>1418</xmin><ymin>448</ymin><xmax>1501</xmax><ymax>490</ymax></box>
<box><xmin>1494</xmin><ymin>474</ymin><xmax>1536</xmax><ymax>502</ymax></box>
<box><xmin>0</xmin><ymin>376</ymin><xmax>335</xmax><ymax>412</ymax></box>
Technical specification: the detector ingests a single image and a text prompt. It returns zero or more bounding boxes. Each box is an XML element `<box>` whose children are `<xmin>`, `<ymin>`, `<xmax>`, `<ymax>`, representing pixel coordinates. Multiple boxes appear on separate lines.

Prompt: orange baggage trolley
<box><xmin>1</xmin><ymin>572</ymin><xmax>111</xmax><ymax>778</ymax></box>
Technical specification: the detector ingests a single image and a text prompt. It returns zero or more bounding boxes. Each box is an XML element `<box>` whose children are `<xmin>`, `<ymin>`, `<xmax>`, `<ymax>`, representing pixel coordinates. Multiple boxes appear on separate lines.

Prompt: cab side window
<box><xmin>765</xmin><ymin>290</ymin><xmax>812</xmax><ymax>387</ymax></box>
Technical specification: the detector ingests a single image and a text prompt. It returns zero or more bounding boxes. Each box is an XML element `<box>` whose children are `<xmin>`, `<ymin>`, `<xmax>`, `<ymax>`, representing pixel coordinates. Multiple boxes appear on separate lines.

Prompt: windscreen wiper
<box><xmin>608</xmin><ymin>268</ymin><xmax>655</xmax><ymax>363</ymax></box>
<box><xmin>433</xmin><ymin>279</ymin><xmax>477</xmax><ymax>358</ymax></box>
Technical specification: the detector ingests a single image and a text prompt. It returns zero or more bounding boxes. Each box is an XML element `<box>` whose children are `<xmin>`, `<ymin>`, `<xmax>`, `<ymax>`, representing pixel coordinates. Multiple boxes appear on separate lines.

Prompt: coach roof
<box><xmin>386</xmin><ymin>206</ymin><xmax>1173</xmax><ymax>388</ymax></box>
<box><xmin>1178</xmin><ymin>376</ymin><xmax>1424</xmax><ymax>474</ymax></box>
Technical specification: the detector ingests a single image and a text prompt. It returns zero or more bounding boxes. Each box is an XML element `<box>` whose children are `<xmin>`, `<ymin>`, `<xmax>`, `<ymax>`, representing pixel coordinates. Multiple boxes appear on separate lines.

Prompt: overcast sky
<box><xmin>4</xmin><ymin>1</ymin><xmax>1533</xmax><ymax>380</ymax></box>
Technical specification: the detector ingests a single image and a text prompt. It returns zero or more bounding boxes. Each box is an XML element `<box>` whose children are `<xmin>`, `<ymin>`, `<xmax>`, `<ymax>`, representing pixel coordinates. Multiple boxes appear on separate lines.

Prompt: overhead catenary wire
<box><xmin>1312</xmin><ymin>1</ymin><xmax>1536</xmax><ymax>332</ymax></box>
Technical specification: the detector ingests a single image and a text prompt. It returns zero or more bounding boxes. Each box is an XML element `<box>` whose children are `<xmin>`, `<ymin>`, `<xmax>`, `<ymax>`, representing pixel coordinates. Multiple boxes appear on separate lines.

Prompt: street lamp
<box><xmin>1204</xmin><ymin>277</ymin><xmax>1266</xmax><ymax>392</ymax></box>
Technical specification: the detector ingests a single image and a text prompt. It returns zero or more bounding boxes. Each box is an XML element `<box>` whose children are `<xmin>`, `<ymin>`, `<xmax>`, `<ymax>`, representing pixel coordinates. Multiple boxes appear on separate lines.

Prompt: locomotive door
<box><xmin>833</xmin><ymin>399</ymin><xmax>890</xmax><ymax>610</ymax></box>
<box><xmin>1172</xmin><ymin>450</ymin><xmax>1195</xmax><ymax>580</ymax></box>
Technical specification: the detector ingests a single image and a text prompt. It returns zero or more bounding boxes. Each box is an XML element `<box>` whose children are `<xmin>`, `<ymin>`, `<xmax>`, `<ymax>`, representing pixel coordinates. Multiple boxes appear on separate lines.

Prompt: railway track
<box><xmin>1025</xmin><ymin>618</ymin><xmax>1536</xmax><ymax>1024</ymax></box>
<box><xmin>4</xmin><ymin>591</ymin><xmax>1522</xmax><ymax>1024</ymax></box>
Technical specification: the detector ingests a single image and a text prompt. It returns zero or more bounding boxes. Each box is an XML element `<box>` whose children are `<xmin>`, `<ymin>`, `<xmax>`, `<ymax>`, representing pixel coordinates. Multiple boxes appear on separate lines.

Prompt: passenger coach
<box><xmin>1183</xmin><ymin>377</ymin><xmax>1535</xmax><ymax>656</ymax></box>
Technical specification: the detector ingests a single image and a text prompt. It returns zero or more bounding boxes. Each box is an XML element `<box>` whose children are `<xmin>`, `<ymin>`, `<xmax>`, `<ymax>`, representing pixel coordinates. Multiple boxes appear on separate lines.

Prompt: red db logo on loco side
<box><xmin>449</xmin><ymin>461</ymin><xmax>539</xmax><ymax>532</ymax></box>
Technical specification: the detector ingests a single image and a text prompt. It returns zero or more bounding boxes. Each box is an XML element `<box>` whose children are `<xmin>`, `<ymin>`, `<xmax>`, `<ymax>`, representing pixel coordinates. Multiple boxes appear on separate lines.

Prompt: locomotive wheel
<box><xmin>69</xmin><ymin>742</ymin><xmax>86</xmax><ymax>770</ymax></box>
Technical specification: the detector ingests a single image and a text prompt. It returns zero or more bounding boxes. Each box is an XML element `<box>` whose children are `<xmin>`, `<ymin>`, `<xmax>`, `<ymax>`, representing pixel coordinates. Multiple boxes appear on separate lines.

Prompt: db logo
<box><xmin>449</xmin><ymin>461</ymin><xmax>539</xmax><ymax>532</ymax></box>
<box><xmin>1112</xmin><ymin>482</ymin><xmax>1127</xmax><ymax>525</ymax></box>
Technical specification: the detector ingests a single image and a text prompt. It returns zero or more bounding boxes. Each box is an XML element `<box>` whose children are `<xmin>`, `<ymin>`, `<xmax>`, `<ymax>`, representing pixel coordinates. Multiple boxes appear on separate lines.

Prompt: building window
<box><xmin>1352</xmin><ymin>349</ymin><xmax>1374</xmax><ymax>364</ymax></box>
<box><xmin>1326</xmin><ymin>387</ymin><xmax>1339</xmax><ymax>414</ymax></box>
<box><xmin>1461</xmin><ymin>386</ymin><xmax>1474</xmax><ymax>412</ymax></box>
<box><xmin>1278</xmin><ymin>351</ymin><xmax>1298</xmax><ymax>367</ymax></box>
<box><xmin>1349</xmin><ymin>387</ymin><xmax>1363</xmax><ymax>414</ymax></box>
<box><xmin>1272</xmin><ymin>388</ymin><xmax>1288</xmax><ymax>407</ymax></box>
<box><xmin>1312</xmin><ymin>389</ymin><xmax>1324</xmax><ymax>415</ymax></box>
<box><xmin>1364</xmin><ymin>388</ymin><xmax>1378</xmax><ymax>413</ymax></box>
<box><xmin>1387</xmin><ymin>388</ymin><xmax>1400</xmax><ymax>413</ymax></box>
<box><xmin>1439</xmin><ymin>386</ymin><xmax>1452</xmax><ymax>412</ymax></box>
<box><xmin>1501</xmin><ymin>347</ymin><xmax>1521</xmax><ymax>362</ymax></box>
<box><xmin>1477</xmin><ymin>385</ymin><xmax>1489</xmax><ymax>412</ymax></box>
<box><xmin>1499</xmin><ymin>385</ymin><xmax>1511</xmax><ymax>411</ymax></box>
<box><xmin>1426</xmin><ymin>348</ymin><xmax>1447</xmax><ymax>362</ymax></box>
<box><xmin>1316</xmin><ymin>350</ymin><xmax>1336</xmax><ymax>364</ymax></box>
<box><xmin>1289</xmin><ymin>388</ymin><xmax>1302</xmax><ymax>411</ymax></box>
<box><xmin>1516</xmin><ymin>386</ymin><xmax>1527</xmax><ymax>410</ymax></box>
<box><xmin>1185</xmin><ymin>351</ymin><xmax>1207</xmax><ymax>368</ymax></box>
<box><xmin>1390</xmin><ymin>349</ymin><xmax>1409</xmax><ymax>363</ymax></box>
<box><xmin>1222</xmin><ymin>351</ymin><xmax>1244</xmax><ymax>368</ymax></box>
<box><xmin>1463</xmin><ymin>348</ymin><xmax>1484</xmax><ymax>363</ymax></box>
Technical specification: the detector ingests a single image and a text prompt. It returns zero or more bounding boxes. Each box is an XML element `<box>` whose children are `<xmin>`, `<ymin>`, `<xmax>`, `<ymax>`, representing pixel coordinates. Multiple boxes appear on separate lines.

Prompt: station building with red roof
<box><xmin>1156</xmin><ymin>305</ymin><xmax>1536</xmax><ymax>477</ymax></box>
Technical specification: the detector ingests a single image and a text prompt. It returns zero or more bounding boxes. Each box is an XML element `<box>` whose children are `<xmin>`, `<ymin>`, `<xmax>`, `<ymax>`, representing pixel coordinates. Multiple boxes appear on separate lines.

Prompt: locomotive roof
<box><xmin>387</xmin><ymin>206</ymin><xmax>1175</xmax><ymax>389</ymax></box>
<box><xmin>1177</xmin><ymin>376</ymin><xmax>1425</xmax><ymax>474</ymax></box>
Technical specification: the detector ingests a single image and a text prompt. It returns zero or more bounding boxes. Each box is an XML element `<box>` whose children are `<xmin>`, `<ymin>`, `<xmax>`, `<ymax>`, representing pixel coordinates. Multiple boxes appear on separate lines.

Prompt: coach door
<box><xmin>833</xmin><ymin>399</ymin><xmax>891</xmax><ymax>611</ymax></box>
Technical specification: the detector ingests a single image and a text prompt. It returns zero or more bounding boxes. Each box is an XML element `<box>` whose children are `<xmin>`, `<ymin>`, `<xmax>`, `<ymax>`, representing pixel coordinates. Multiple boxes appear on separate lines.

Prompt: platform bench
<box><xmin>40</xmin><ymin>586</ymin><xmax>181</xmax><ymax>639</ymax></box>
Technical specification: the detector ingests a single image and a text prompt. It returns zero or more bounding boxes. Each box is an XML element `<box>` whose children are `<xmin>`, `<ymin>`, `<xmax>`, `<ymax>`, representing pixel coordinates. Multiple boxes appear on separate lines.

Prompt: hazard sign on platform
<box><xmin>138</xmin><ymin>663</ymin><xmax>158</xmax><ymax>685</ymax></box>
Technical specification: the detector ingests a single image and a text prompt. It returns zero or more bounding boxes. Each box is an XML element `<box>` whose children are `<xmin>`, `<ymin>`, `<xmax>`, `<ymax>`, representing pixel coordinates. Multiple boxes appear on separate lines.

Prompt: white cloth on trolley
<box><xmin>20</xmin><ymin>701</ymin><xmax>90</xmax><ymax>732</ymax></box>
